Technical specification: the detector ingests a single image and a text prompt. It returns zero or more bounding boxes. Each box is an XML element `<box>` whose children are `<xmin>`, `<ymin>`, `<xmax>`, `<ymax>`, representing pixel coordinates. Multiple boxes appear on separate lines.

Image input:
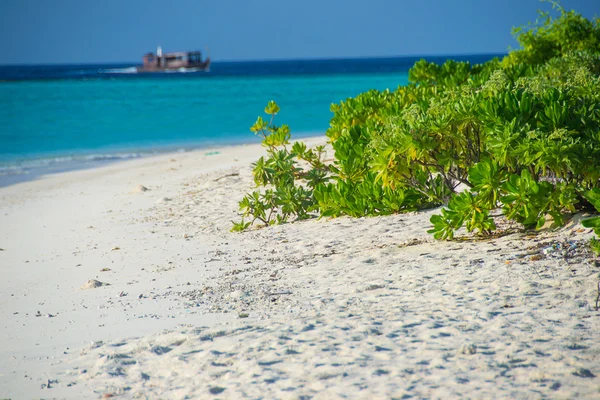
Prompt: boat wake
<box><xmin>164</xmin><ymin>67</ymin><xmax>206</xmax><ymax>73</ymax></box>
<box><xmin>99</xmin><ymin>67</ymin><xmax>139</xmax><ymax>74</ymax></box>
<box><xmin>97</xmin><ymin>67</ymin><xmax>207</xmax><ymax>74</ymax></box>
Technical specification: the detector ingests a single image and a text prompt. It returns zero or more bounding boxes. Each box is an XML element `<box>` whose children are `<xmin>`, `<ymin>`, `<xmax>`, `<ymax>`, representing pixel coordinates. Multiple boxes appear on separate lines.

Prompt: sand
<box><xmin>1</xmin><ymin>137</ymin><xmax>600</xmax><ymax>399</ymax></box>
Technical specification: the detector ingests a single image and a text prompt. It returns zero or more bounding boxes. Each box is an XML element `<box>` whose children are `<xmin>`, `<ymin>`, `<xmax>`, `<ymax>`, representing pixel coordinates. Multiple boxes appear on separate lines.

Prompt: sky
<box><xmin>0</xmin><ymin>0</ymin><xmax>598</xmax><ymax>65</ymax></box>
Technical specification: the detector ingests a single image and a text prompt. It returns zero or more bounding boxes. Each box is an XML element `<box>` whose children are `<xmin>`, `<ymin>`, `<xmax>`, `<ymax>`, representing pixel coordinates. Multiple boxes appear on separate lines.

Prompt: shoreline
<box><xmin>1</xmin><ymin>137</ymin><xmax>600</xmax><ymax>399</ymax></box>
<box><xmin>0</xmin><ymin>132</ymin><xmax>324</xmax><ymax>188</ymax></box>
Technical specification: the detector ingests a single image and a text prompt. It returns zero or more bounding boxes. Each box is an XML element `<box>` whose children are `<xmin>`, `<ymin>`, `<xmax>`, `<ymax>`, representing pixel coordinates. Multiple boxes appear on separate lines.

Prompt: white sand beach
<box><xmin>1</xmin><ymin>137</ymin><xmax>600</xmax><ymax>399</ymax></box>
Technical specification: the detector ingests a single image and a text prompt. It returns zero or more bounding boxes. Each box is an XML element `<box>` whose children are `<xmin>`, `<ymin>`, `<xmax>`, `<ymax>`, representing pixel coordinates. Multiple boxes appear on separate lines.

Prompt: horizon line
<box><xmin>0</xmin><ymin>52</ymin><xmax>508</xmax><ymax>67</ymax></box>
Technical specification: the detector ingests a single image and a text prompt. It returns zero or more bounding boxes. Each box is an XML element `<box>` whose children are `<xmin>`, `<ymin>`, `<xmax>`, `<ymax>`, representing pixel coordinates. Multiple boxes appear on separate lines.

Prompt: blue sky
<box><xmin>1</xmin><ymin>0</ymin><xmax>598</xmax><ymax>64</ymax></box>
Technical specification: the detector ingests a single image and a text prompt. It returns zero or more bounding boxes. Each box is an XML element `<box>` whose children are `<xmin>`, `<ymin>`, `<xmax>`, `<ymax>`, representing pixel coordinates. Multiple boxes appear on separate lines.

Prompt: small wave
<box><xmin>0</xmin><ymin>165</ymin><xmax>29</xmax><ymax>176</ymax></box>
<box><xmin>79</xmin><ymin>152</ymin><xmax>151</xmax><ymax>161</ymax></box>
<box><xmin>0</xmin><ymin>152</ymin><xmax>151</xmax><ymax>176</ymax></box>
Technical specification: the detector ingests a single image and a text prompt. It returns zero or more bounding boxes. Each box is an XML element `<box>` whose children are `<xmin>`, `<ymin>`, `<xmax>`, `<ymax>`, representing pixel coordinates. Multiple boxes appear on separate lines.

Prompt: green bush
<box><xmin>234</xmin><ymin>3</ymin><xmax>600</xmax><ymax>251</ymax></box>
<box><xmin>502</xmin><ymin>2</ymin><xmax>600</xmax><ymax>70</ymax></box>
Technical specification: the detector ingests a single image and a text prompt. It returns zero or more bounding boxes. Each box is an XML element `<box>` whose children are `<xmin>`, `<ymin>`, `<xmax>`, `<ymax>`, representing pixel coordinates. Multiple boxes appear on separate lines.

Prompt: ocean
<box><xmin>0</xmin><ymin>54</ymin><xmax>502</xmax><ymax>186</ymax></box>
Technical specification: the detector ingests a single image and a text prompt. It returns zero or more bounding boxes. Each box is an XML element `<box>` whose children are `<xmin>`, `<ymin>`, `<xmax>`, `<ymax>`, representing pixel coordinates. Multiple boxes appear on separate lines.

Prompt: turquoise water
<box><xmin>0</xmin><ymin>73</ymin><xmax>407</xmax><ymax>161</ymax></box>
<box><xmin>0</xmin><ymin>73</ymin><xmax>408</xmax><ymax>185</ymax></box>
<box><xmin>0</xmin><ymin>55</ymin><xmax>503</xmax><ymax>185</ymax></box>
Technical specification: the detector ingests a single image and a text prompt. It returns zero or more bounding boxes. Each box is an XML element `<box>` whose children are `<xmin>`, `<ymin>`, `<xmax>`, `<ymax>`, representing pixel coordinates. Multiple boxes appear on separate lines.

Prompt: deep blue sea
<box><xmin>0</xmin><ymin>54</ymin><xmax>502</xmax><ymax>186</ymax></box>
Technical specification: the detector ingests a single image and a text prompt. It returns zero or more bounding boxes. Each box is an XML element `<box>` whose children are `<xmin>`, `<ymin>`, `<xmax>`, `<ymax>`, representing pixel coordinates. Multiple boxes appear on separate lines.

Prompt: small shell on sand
<box><xmin>79</xmin><ymin>279</ymin><xmax>110</xmax><ymax>290</ymax></box>
<box><xmin>130</xmin><ymin>184</ymin><xmax>149</xmax><ymax>194</ymax></box>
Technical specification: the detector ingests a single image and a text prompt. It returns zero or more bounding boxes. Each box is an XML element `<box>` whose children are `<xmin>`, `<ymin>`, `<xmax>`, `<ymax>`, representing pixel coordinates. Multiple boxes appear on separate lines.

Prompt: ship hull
<box><xmin>137</xmin><ymin>58</ymin><xmax>211</xmax><ymax>73</ymax></box>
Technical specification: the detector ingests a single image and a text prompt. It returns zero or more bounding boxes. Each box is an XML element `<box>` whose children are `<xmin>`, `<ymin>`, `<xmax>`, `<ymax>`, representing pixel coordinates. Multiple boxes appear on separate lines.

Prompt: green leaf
<box><xmin>264</xmin><ymin>100</ymin><xmax>280</xmax><ymax>116</ymax></box>
<box><xmin>250</xmin><ymin>116</ymin><xmax>267</xmax><ymax>133</ymax></box>
<box><xmin>581</xmin><ymin>217</ymin><xmax>600</xmax><ymax>229</ymax></box>
<box><xmin>584</xmin><ymin>189</ymin><xmax>600</xmax><ymax>212</ymax></box>
<box><xmin>590</xmin><ymin>238</ymin><xmax>600</xmax><ymax>255</ymax></box>
<box><xmin>231</xmin><ymin>219</ymin><xmax>251</xmax><ymax>232</ymax></box>
<box><xmin>535</xmin><ymin>216</ymin><xmax>546</xmax><ymax>230</ymax></box>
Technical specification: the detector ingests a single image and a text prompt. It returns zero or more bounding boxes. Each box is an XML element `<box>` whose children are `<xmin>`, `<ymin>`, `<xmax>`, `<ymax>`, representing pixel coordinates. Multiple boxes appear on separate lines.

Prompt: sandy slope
<box><xmin>1</xmin><ymin>137</ymin><xmax>600</xmax><ymax>399</ymax></box>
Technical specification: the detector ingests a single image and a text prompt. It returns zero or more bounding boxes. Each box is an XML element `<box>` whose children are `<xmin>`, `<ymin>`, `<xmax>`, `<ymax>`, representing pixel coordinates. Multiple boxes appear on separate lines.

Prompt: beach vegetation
<box><xmin>502</xmin><ymin>1</ymin><xmax>600</xmax><ymax>71</ymax></box>
<box><xmin>232</xmin><ymin>101</ymin><xmax>329</xmax><ymax>230</ymax></box>
<box><xmin>582</xmin><ymin>189</ymin><xmax>600</xmax><ymax>254</ymax></box>
<box><xmin>234</xmin><ymin>2</ymin><xmax>600</xmax><ymax>251</ymax></box>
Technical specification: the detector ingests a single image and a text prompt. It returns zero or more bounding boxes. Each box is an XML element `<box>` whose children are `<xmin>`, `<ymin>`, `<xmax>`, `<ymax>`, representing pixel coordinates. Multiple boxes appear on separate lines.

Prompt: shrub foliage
<box><xmin>232</xmin><ymin>101</ymin><xmax>329</xmax><ymax>231</ymax></box>
<box><xmin>234</xmin><ymin>3</ymin><xmax>600</xmax><ymax>250</ymax></box>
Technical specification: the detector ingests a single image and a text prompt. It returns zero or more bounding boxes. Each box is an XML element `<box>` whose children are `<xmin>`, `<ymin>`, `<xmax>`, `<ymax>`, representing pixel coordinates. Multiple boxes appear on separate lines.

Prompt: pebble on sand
<box><xmin>129</xmin><ymin>184</ymin><xmax>149</xmax><ymax>194</ymax></box>
<box><xmin>79</xmin><ymin>279</ymin><xmax>110</xmax><ymax>290</ymax></box>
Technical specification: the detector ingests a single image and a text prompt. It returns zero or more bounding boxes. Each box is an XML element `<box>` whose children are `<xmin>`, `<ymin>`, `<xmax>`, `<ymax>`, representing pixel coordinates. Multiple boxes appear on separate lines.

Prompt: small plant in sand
<box><xmin>231</xmin><ymin>101</ymin><xmax>330</xmax><ymax>231</ymax></box>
